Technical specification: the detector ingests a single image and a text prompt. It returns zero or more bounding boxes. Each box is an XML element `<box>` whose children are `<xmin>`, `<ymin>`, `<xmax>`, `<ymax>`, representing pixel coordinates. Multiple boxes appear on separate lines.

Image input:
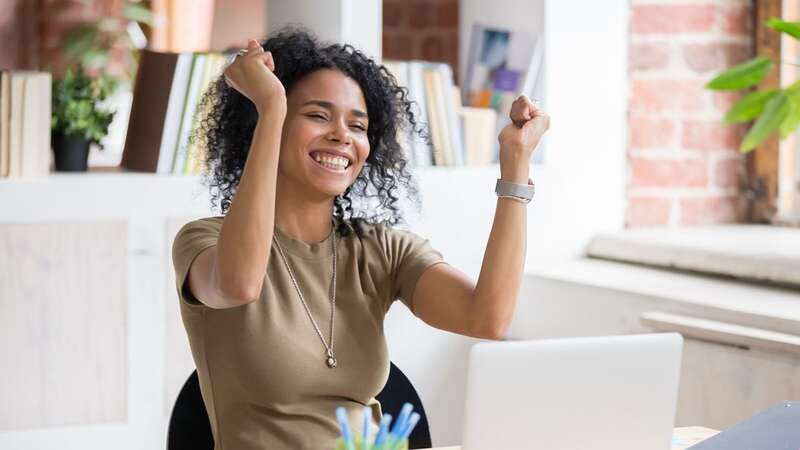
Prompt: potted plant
<box><xmin>51</xmin><ymin>68</ymin><xmax>116</xmax><ymax>171</ymax></box>
<box><xmin>51</xmin><ymin>0</ymin><xmax>152</xmax><ymax>169</ymax></box>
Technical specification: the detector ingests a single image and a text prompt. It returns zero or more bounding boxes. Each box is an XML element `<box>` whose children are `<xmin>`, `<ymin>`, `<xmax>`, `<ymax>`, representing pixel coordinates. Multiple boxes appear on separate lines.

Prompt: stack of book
<box><xmin>121</xmin><ymin>50</ymin><xmax>227</xmax><ymax>174</ymax></box>
<box><xmin>0</xmin><ymin>71</ymin><xmax>52</xmax><ymax>178</ymax></box>
<box><xmin>383</xmin><ymin>60</ymin><xmax>495</xmax><ymax>167</ymax></box>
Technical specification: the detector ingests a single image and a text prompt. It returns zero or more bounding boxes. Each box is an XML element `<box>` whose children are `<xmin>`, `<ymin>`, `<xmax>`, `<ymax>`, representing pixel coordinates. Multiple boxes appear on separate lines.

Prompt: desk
<box><xmin>426</xmin><ymin>426</ymin><xmax>719</xmax><ymax>449</ymax></box>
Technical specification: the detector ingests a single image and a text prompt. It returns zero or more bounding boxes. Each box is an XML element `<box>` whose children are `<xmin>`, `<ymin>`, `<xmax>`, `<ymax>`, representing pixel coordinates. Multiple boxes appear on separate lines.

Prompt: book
<box><xmin>172</xmin><ymin>53</ymin><xmax>207</xmax><ymax>174</ymax></box>
<box><xmin>19</xmin><ymin>72</ymin><xmax>52</xmax><ymax>178</ymax></box>
<box><xmin>434</xmin><ymin>63</ymin><xmax>465</xmax><ymax>166</ymax></box>
<box><xmin>422</xmin><ymin>68</ymin><xmax>446</xmax><ymax>166</ymax></box>
<box><xmin>0</xmin><ymin>72</ymin><xmax>52</xmax><ymax>178</ymax></box>
<box><xmin>459</xmin><ymin>106</ymin><xmax>497</xmax><ymax>166</ymax></box>
<box><xmin>184</xmin><ymin>53</ymin><xmax>226</xmax><ymax>175</ymax></box>
<box><xmin>381</xmin><ymin>60</ymin><xmax>414</xmax><ymax>166</ymax></box>
<box><xmin>155</xmin><ymin>52</ymin><xmax>193</xmax><ymax>174</ymax></box>
<box><xmin>121</xmin><ymin>50</ymin><xmax>184</xmax><ymax>172</ymax></box>
<box><xmin>407</xmin><ymin>61</ymin><xmax>433</xmax><ymax>166</ymax></box>
<box><xmin>388</xmin><ymin>59</ymin><xmax>485</xmax><ymax>167</ymax></box>
<box><xmin>0</xmin><ymin>72</ymin><xmax>10</xmax><ymax>177</ymax></box>
<box><xmin>8</xmin><ymin>73</ymin><xmax>25</xmax><ymax>177</ymax></box>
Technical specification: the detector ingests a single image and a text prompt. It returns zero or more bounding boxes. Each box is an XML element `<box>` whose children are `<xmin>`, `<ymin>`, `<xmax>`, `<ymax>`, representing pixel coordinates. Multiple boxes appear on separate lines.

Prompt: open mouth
<box><xmin>309</xmin><ymin>151</ymin><xmax>352</xmax><ymax>172</ymax></box>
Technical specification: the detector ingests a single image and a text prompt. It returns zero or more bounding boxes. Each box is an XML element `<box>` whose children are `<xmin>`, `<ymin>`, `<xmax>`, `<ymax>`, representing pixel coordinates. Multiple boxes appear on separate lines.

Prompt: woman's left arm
<box><xmin>410</xmin><ymin>96</ymin><xmax>549</xmax><ymax>340</ymax></box>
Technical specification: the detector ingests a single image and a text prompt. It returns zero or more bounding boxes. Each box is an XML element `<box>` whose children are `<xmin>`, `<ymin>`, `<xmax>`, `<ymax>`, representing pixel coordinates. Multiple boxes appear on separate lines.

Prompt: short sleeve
<box><xmin>171</xmin><ymin>217</ymin><xmax>223</xmax><ymax>308</ymax></box>
<box><xmin>379</xmin><ymin>225</ymin><xmax>445</xmax><ymax>313</ymax></box>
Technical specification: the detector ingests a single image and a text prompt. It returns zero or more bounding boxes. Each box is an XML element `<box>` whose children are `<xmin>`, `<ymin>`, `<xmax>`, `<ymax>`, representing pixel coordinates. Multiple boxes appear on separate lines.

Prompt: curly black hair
<box><xmin>192</xmin><ymin>27</ymin><xmax>425</xmax><ymax>237</ymax></box>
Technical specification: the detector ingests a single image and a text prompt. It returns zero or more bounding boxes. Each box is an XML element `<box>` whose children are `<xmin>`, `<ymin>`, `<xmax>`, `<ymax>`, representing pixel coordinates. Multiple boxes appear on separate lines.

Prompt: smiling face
<box><xmin>278</xmin><ymin>69</ymin><xmax>370</xmax><ymax>200</ymax></box>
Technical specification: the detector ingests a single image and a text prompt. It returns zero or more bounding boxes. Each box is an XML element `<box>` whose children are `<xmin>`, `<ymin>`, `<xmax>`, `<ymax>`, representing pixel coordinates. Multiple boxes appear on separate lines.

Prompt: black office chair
<box><xmin>167</xmin><ymin>362</ymin><xmax>433</xmax><ymax>449</ymax></box>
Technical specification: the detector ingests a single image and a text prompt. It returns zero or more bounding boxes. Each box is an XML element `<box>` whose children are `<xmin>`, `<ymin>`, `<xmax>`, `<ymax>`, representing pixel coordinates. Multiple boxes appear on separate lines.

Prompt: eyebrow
<box><xmin>301</xmin><ymin>100</ymin><xmax>368</xmax><ymax>118</ymax></box>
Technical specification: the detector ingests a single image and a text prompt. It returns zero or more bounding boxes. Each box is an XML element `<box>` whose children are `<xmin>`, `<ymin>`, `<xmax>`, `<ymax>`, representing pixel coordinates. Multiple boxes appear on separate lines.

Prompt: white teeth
<box><xmin>312</xmin><ymin>152</ymin><xmax>349</xmax><ymax>170</ymax></box>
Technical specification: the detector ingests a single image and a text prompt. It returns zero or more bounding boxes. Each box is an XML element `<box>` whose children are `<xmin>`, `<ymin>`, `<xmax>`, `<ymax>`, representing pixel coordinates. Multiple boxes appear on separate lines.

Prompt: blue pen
<box><xmin>336</xmin><ymin>407</ymin><xmax>356</xmax><ymax>450</ymax></box>
<box><xmin>390</xmin><ymin>403</ymin><xmax>413</xmax><ymax>437</ymax></box>
<box><xmin>373</xmin><ymin>413</ymin><xmax>392</xmax><ymax>448</ymax></box>
<box><xmin>361</xmin><ymin>407</ymin><xmax>371</xmax><ymax>450</ymax></box>
<box><xmin>399</xmin><ymin>413</ymin><xmax>420</xmax><ymax>440</ymax></box>
<box><xmin>386</xmin><ymin>403</ymin><xmax>413</xmax><ymax>450</ymax></box>
<box><xmin>390</xmin><ymin>413</ymin><xmax>421</xmax><ymax>450</ymax></box>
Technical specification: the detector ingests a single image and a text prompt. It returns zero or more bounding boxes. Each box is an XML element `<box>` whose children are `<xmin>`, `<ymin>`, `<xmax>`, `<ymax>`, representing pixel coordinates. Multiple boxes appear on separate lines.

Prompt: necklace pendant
<box><xmin>326</xmin><ymin>355</ymin><xmax>337</xmax><ymax>368</ymax></box>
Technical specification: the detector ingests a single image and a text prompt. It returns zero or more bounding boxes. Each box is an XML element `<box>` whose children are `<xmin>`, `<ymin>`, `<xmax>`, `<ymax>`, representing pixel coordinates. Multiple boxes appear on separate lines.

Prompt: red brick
<box><xmin>436</xmin><ymin>0</ymin><xmax>458</xmax><ymax>28</ymax></box>
<box><xmin>630</xmin><ymin>79</ymin><xmax>707</xmax><ymax>114</ymax></box>
<box><xmin>632</xmin><ymin>4</ymin><xmax>716</xmax><ymax>34</ymax></box>
<box><xmin>383</xmin><ymin>0</ymin><xmax>406</xmax><ymax>28</ymax></box>
<box><xmin>713</xmin><ymin>90</ymin><xmax>744</xmax><ymax>112</ymax></box>
<box><xmin>0</xmin><ymin>0</ymin><xmax>24</xmax><ymax>69</ymax></box>
<box><xmin>383</xmin><ymin>32</ymin><xmax>415</xmax><ymax>60</ymax></box>
<box><xmin>421</xmin><ymin>34</ymin><xmax>446</xmax><ymax>62</ymax></box>
<box><xmin>682</xmin><ymin>120</ymin><xmax>744</xmax><ymax>151</ymax></box>
<box><xmin>630</xmin><ymin>116</ymin><xmax>675</xmax><ymax>149</ymax></box>
<box><xmin>680</xmin><ymin>196</ymin><xmax>739</xmax><ymax>225</ymax></box>
<box><xmin>630</xmin><ymin>42</ymin><xmax>671</xmax><ymax>71</ymax></box>
<box><xmin>409</xmin><ymin>1</ymin><xmax>433</xmax><ymax>29</ymax></box>
<box><xmin>627</xmin><ymin>196</ymin><xmax>672</xmax><ymax>227</ymax></box>
<box><xmin>720</xmin><ymin>4</ymin><xmax>753</xmax><ymax>35</ymax></box>
<box><xmin>682</xmin><ymin>42</ymin><xmax>752</xmax><ymax>73</ymax></box>
<box><xmin>630</xmin><ymin>157</ymin><xmax>708</xmax><ymax>188</ymax></box>
<box><xmin>713</xmin><ymin>157</ymin><xmax>742</xmax><ymax>188</ymax></box>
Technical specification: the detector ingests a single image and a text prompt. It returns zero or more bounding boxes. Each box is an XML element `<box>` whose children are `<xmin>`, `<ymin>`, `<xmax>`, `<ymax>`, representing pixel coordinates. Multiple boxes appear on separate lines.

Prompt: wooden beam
<box><xmin>749</xmin><ymin>0</ymin><xmax>782</xmax><ymax>222</ymax></box>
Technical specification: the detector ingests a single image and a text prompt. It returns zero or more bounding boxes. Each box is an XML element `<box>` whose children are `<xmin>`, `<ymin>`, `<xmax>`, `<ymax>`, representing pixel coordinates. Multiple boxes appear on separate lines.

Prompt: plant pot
<box><xmin>52</xmin><ymin>132</ymin><xmax>91</xmax><ymax>172</ymax></box>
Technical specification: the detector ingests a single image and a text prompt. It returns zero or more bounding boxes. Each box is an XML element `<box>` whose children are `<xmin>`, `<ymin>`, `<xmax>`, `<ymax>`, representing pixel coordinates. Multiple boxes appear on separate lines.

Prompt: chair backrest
<box><xmin>375</xmin><ymin>362</ymin><xmax>432</xmax><ymax>448</ymax></box>
<box><xmin>167</xmin><ymin>362</ymin><xmax>432</xmax><ymax>449</ymax></box>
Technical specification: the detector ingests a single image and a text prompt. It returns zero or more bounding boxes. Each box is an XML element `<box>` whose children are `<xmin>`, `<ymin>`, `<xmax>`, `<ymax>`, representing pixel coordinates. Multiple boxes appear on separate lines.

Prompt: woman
<box><xmin>172</xmin><ymin>29</ymin><xmax>548</xmax><ymax>449</ymax></box>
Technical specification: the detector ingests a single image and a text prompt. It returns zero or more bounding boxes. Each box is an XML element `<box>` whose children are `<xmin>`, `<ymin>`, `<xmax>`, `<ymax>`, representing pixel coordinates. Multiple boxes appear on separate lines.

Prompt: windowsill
<box><xmin>522</xmin><ymin>258</ymin><xmax>800</xmax><ymax>341</ymax></box>
<box><xmin>586</xmin><ymin>225</ymin><xmax>800</xmax><ymax>289</ymax></box>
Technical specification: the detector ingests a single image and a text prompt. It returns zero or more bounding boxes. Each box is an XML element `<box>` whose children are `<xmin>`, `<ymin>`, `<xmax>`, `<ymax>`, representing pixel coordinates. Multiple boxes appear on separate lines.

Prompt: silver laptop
<box><xmin>461</xmin><ymin>333</ymin><xmax>683</xmax><ymax>450</ymax></box>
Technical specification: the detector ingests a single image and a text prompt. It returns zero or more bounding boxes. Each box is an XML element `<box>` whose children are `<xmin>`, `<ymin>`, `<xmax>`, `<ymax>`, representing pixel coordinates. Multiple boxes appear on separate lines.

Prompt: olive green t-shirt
<box><xmin>171</xmin><ymin>216</ymin><xmax>444</xmax><ymax>450</ymax></box>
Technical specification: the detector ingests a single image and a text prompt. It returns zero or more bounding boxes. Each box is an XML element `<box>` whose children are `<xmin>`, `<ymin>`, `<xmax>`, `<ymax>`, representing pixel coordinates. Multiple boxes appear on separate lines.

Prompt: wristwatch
<box><xmin>495</xmin><ymin>178</ymin><xmax>535</xmax><ymax>204</ymax></box>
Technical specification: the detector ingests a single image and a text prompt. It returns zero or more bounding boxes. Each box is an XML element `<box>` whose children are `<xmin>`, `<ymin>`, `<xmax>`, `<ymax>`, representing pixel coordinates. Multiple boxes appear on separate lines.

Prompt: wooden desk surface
<box><xmin>427</xmin><ymin>426</ymin><xmax>719</xmax><ymax>450</ymax></box>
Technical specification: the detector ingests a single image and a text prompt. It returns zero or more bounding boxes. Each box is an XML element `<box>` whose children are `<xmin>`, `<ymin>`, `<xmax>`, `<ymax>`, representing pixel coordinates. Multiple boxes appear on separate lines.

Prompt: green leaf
<box><xmin>780</xmin><ymin>91</ymin><xmax>800</xmax><ymax>137</ymax></box>
<box><xmin>83</xmin><ymin>50</ymin><xmax>109</xmax><ymax>70</ymax></box>
<box><xmin>724</xmin><ymin>89</ymin><xmax>779</xmax><ymax>124</ymax></box>
<box><xmin>786</xmin><ymin>79</ymin><xmax>800</xmax><ymax>96</ymax></box>
<box><xmin>64</xmin><ymin>24</ymin><xmax>98</xmax><ymax>62</ymax></box>
<box><xmin>740</xmin><ymin>92</ymin><xmax>790</xmax><ymax>152</ymax></box>
<box><xmin>707</xmin><ymin>57</ymin><xmax>773</xmax><ymax>91</ymax></box>
<box><xmin>767</xmin><ymin>18</ymin><xmax>800</xmax><ymax>39</ymax></box>
<box><xmin>123</xmin><ymin>3</ymin><xmax>154</xmax><ymax>25</ymax></box>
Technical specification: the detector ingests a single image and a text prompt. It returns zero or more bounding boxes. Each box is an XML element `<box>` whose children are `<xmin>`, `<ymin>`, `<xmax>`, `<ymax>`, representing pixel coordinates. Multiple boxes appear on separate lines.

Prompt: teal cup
<box><xmin>333</xmin><ymin>436</ymin><xmax>409</xmax><ymax>450</ymax></box>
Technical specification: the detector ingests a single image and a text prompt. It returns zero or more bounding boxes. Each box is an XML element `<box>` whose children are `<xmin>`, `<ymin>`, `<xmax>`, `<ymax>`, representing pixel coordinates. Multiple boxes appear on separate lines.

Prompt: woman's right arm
<box><xmin>187</xmin><ymin>39</ymin><xmax>287</xmax><ymax>309</ymax></box>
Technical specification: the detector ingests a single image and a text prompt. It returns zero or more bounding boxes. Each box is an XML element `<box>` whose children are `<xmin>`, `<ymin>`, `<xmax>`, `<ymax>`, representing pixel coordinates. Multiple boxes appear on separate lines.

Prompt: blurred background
<box><xmin>1</xmin><ymin>0</ymin><xmax>799</xmax><ymax>449</ymax></box>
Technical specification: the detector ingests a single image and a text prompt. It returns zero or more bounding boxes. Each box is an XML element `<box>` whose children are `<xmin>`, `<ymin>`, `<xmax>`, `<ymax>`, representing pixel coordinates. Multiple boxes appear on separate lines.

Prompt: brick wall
<box><xmin>0</xmin><ymin>0</ymin><xmax>38</xmax><ymax>70</ymax></box>
<box><xmin>0</xmin><ymin>0</ymin><xmax>124</xmax><ymax>74</ymax></box>
<box><xmin>628</xmin><ymin>0</ymin><xmax>754</xmax><ymax>227</ymax></box>
<box><xmin>382</xmin><ymin>0</ymin><xmax>459</xmax><ymax>81</ymax></box>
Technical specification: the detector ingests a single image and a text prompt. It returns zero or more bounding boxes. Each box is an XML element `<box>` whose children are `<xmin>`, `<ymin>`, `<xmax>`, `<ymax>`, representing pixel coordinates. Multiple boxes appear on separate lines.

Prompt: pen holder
<box><xmin>334</xmin><ymin>437</ymin><xmax>409</xmax><ymax>450</ymax></box>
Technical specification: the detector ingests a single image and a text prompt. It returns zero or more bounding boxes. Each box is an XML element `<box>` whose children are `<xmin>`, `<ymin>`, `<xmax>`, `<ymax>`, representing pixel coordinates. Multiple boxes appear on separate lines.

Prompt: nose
<box><xmin>325</xmin><ymin>118</ymin><xmax>352</xmax><ymax>144</ymax></box>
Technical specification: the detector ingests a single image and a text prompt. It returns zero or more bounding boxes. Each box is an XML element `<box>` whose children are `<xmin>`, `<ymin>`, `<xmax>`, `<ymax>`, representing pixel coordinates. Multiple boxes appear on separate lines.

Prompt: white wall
<box><xmin>266</xmin><ymin>0</ymin><xmax>382</xmax><ymax>59</ymax></box>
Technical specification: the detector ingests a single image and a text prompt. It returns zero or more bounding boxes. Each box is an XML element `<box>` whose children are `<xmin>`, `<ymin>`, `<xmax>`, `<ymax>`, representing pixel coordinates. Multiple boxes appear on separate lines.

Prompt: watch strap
<box><xmin>495</xmin><ymin>178</ymin><xmax>535</xmax><ymax>202</ymax></box>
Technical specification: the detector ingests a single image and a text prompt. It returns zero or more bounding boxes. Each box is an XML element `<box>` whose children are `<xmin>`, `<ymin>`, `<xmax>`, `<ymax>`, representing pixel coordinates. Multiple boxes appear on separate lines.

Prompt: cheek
<box><xmin>354</xmin><ymin>135</ymin><xmax>370</xmax><ymax>162</ymax></box>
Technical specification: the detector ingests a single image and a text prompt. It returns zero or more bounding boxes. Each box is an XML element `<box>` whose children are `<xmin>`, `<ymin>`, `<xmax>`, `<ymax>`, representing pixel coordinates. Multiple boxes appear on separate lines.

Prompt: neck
<box><xmin>274</xmin><ymin>178</ymin><xmax>336</xmax><ymax>244</ymax></box>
